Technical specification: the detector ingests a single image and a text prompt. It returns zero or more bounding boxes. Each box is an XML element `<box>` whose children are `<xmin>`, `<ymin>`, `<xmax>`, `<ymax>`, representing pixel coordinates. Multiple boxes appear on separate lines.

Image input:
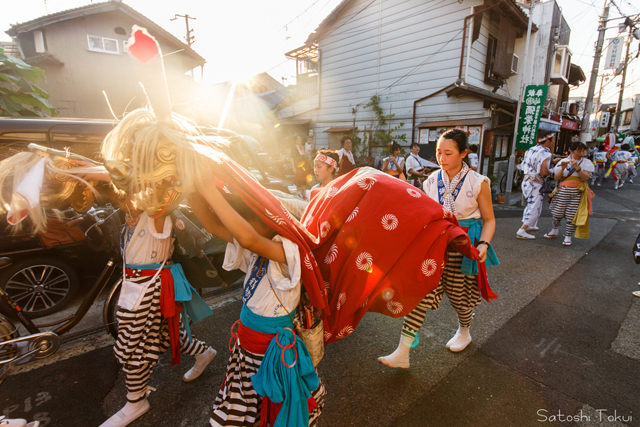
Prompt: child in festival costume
<box><xmin>544</xmin><ymin>141</ymin><xmax>594</xmax><ymax>246</ymax></box>
<box><xmin>188</xmin><ymin>180</ymin><xmax>326</xmax><ymax>427</ymax></box>
<box><xmin>591</xmin><ymin>144</ymin><xmax>607</xmax><ymax>186</ymax></box>
<box><xmin>381</xmin><ymin>142</ymin><xmax>406</xmax><ymax>181</ymax></box>
<box><xmin>607</xmin><ymin>143</ymin><xmax>632</xmax><ymax>189</ymax></box>
<box><xmin>311</xmin><ymin>149</ymin><xmax>339</xmax><ymax>191</ymax></box>
<box><xmin>379</xmin><ymin>129</ymin><xmax>499</xmax><ymax>368</ymax></box>
<box><xmin>98</xmin><ymin>193</ymin><xmax>216</xmax><ymax>427</ymax></box>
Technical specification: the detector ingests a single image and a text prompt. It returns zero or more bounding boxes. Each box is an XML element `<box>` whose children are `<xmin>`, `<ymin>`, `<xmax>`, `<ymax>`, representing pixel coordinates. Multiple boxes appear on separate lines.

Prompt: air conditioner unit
<box><xmin>511</xmin><ymin>54</ymin><xmax>519</xmax><ymax>74</ymax></box>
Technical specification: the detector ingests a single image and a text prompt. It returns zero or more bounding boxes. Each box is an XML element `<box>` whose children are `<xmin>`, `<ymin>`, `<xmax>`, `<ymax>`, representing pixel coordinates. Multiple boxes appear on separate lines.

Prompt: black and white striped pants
<box><xmin>402</xmin><ymin>252</ymin><xmax>480</xmax><ymax>341</ymax></box>
<box><xmin>115</xmin><ymin>273</ymin><xmax>208</xmax><ymax>402</ymax></box>
<box><xmin>550</xmin><ymin>186</ymin><xmax>581</xmax><ymax>237</ymax></box>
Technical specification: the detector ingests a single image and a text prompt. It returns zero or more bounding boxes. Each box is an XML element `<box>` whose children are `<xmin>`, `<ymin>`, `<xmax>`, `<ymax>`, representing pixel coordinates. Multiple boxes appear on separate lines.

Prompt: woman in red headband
<box><xmin>311</xmin><ymin>149</ymin><xmax>340</xmax><ymax>191</ymax></box>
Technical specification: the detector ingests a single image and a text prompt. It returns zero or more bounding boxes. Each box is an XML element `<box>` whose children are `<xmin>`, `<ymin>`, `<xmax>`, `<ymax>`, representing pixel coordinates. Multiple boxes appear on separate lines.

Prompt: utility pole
<box><xmin>171</xmin><ymin>14</ymin><xmax>196</xmax><ymax>47</ymax></box>
<box><xmin>171</xmin><ymin>14</ymin><xmax>196</xmax><ymax>77</ymax></box>
<box><xmin>612</xmin><ymin>31</ymin><xmax>633</xmax><ymax>131</ymax></box>
<box><xmin>580</xmin><ymin>1</ymin><xmax>609</xmax><ymax>143</ymax></box>
<box><xmin>504</xmin><ymin>0</ymin><xmax>536</xmax><ymax>204</ymax></box>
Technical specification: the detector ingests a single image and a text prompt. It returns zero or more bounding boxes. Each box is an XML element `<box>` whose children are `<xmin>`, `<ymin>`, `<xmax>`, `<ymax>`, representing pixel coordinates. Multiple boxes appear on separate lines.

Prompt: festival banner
<box><xmin>515</xmin><ymin>85</ymin><xmax>549</xmax><ymax>150</ymax></box>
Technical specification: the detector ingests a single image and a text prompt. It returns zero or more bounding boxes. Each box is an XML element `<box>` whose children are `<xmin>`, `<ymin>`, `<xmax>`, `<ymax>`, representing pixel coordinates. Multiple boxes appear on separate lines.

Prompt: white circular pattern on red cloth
<box><xmin>421</xmin><ymin>259</ymin><xmax>437</xmax><ymax>276</ymax></box>
<box><xmin>406</xmin><ymin>188</ymin><xmax>422</xmax><ymax>198</ymax></box>
<box><xmin>324</xmin><ymin>331</ymin><xmax>332</xmax><ymax>341</ymax></box>
<box><xmin>265</xmin><ymin>209</ymin><xmax>286</xmax><ymax>225</ymax></box>
<box><xmin>357</xmin><ymin>177</ymin><xmax>376</xmax><ymax>190</ymax></box>
<box><xmin>324</xmin><ymin>244</ymin><xmax>339</xmax><ymax>264</ymax></box>
<box><xmin>381</xmin><ymin>214</ymin><xmax>398</xmax><ymax>231</ymax></box>
<box><xmin>336</xmin><ymin>292</ymin><xmax>346</xmax><ymax>310</ymax></box>
<box><xmin>327</xmin><ymin>186</ymin><xmax>339</xmax><ymax>198</ymax></box>
<box><xmin>320</xmin><ymin>221</ymin><xmax>331</xmax><ymax>238</ymax></box>
<box><xmin>387</xmin><ymin>300</ymin><xmax>403</xmax><ymax>315</ymax></box>
<box><xmin>337</xmin><ymin>325</ymin><xmax>354</xmax><ymax>338</ymax></box>
<box><xmin>346</xmin><ymin>207</ymin><xmax>359</xmax><ymax>222</ymax></box>
<box><xmin>304</xmin><ymin>254</ymin><xmax>314</xmax><ymax>270</ymax></box>
<box><xmin>356</xmin><ymin>252</ymin><xmax>373</xmax><ymax>271</ymax></box>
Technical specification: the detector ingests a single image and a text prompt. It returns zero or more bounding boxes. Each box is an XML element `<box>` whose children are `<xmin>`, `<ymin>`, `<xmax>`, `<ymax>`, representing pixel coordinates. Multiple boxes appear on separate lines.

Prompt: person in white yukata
<box><xmin>517</xmin><ymin>134</ymin><xmax>554</xmax><ymax>240</ymax></box>
<box><xmin>591</xmin><ymin>144</ymin><xmax>607</xmax><ymax>186</ymax></box>
<box><xmin>611</xmin><ymin>143</ymin><xmax>632</xmax><ymax>189</ymax></box>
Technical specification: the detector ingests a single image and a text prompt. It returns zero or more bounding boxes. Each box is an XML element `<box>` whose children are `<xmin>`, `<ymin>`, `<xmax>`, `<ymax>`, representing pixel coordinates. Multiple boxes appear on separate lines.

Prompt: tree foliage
<box><xmin>0</xmin><ymin>46</ymin><xmax>58</xmax><ymax>117</ymax></box>
<box><xmin>363</xmin><ymin>95</ymin><xmax>407</xmax><ymax>156</ymax></box>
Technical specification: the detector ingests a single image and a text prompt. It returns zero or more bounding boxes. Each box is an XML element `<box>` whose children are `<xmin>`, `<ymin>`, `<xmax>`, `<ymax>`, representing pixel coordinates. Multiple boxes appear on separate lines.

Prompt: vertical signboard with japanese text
<box><xmin>605</xmin><ymin>37</ymin><xmax>625</xmax><ymax>70</ymax></box>
<box><xmin>515</xmin><ymin>85</ymin><xmax>549</xmax><ymax>150</ymax></box>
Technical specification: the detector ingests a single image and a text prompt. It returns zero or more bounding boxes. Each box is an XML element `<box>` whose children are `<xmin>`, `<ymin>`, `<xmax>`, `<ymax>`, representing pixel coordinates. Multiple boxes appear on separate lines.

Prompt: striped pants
<box><xmin>402</xmin><ymin>252</ymin><xmax>480</xmax><ymax>342</ymax></box>
<box><xmin>210</xmin><ymin>340</ymin><xmax>325</xmax><ymax>426</ymax></box>
<box><xmin>550</xmin><ymin>186</ymin><xmax>581</xmax><ymax>237</ymax></box>
<box><xmin>114</xmin><ymin>273</ymin><xmax>208</xmax><ymax>402</ymax></box>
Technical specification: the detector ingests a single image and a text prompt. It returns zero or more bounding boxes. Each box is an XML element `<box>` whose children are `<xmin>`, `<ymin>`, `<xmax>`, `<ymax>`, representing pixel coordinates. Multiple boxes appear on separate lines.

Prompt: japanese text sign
<box><xmin>515</xmin><ymin>85</ymin><xmax>549</xmax><ymax>150</ymax></box>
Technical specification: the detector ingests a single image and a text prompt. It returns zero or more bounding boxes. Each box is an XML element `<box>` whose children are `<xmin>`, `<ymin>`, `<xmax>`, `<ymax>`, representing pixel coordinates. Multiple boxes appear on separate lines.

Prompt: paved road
<box><xmin>2</xmin><ymin>178</ymin><xmax>639</xmax><ymax>427</ymax></box>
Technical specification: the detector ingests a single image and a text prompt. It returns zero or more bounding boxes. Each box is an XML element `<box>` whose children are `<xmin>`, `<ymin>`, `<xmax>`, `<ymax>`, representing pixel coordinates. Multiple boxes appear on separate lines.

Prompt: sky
<box><xmin>1</xmin><ymin>0</ymin><xmax>639</xmax><ymax>104</ymax></box>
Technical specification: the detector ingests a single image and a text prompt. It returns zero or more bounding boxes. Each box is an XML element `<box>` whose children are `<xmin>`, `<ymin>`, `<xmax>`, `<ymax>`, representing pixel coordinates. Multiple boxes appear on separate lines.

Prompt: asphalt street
<box><xmin>2</xmin><ymin>177</ymin><xmax>639</xmax><ymax>427</ymax></box>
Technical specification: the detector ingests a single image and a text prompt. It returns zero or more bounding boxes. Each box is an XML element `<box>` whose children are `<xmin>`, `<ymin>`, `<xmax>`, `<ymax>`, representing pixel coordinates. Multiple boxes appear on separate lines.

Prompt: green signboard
<box><xmin>515</xmin><ymin>85</ymin><xmax>549</xmax><ymax>150</ymax></box>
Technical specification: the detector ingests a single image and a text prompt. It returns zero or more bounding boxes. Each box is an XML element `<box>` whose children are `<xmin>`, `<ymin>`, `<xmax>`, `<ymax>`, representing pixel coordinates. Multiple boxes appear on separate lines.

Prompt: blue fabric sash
<box><xmin>125</xmin><ymin>262</ymin><xmax>213</xmax><ymax>342</ymax></box>
<box><xmin>457</xmin><ymin>219</ymin><xmax>500</xmax><ymax>275</ymax></box>
<box><xmin>437</xmin><ymin>170</ymin><xmax>469</xmax><ymax>205</ymax></box>
<box><xmin>240</xmin><ymin>305</ymin><xmax>319</xmax><ymax>427</ymax></box>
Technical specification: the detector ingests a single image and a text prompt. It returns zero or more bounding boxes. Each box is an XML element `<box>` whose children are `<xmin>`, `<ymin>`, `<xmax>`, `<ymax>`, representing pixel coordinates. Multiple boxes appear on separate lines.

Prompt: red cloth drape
<box><xmin>125</xmin><ymin>266</ymin><xmax>183</xmax><ymax>367</ymax></box>
<box><xmin>198</xmin><ymin>148</ymin><xmax>480</xmax><ymax>345</ymax></box>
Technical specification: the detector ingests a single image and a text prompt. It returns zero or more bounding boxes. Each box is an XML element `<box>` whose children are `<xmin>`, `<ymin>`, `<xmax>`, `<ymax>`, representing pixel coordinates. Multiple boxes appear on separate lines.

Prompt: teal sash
<box><xmin>457</xmin><ymin>218</ymin><xmax>500</xmax><ymax>275</ymax></box>
<box><xmin>240</xmin><ymin>305</ymin><xmax>319</xmax><ymax>427</ymax></box>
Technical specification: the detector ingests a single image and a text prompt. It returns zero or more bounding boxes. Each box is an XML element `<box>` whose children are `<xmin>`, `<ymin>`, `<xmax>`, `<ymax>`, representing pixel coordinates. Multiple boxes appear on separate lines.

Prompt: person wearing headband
<box><xmin>311</xmin><ymin>149</ymin><xmax>340</xmax><ymax>191</ymax></box>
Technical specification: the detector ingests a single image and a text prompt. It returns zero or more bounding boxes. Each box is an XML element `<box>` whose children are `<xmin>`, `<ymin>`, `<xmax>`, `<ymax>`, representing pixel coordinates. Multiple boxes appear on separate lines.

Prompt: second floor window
<box><xmin>88</xmin><ymin>35</ymin><xmax>119</xmax><ymax>54</ymax></box>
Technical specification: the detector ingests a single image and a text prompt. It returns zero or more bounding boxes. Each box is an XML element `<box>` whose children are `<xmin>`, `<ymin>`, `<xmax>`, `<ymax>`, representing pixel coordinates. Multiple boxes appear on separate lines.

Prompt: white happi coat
<box><xmin>521</xmin><ymin>144</ymin><xmax>552</xmax><ymax>227</ymax></box>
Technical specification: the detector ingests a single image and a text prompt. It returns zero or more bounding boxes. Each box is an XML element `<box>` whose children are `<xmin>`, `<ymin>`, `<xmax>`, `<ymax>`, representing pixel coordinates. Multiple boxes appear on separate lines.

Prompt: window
<box><xmin>87</xmin><ymin>35</ymin><xmax>119</xmax><ymax>54</ymax></box>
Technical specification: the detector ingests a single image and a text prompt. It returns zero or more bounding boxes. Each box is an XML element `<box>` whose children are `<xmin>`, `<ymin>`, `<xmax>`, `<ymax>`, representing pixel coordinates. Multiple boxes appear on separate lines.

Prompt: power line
<box><xmin>276</xmin><ymin>0</ymin><xmax>325</xmax><ymax>33</ymax></box>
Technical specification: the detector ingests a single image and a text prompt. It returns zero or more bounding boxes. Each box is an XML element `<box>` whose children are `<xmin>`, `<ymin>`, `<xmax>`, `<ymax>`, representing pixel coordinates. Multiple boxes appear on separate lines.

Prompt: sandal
<box><xmin>544</xmin><ymin>232</ymin><xmax>558</xmax><ymax>239</ymax></box>
<box><xmin>562</xmin><ymin>240</ymin><xmax>572</xmax><ymax>246</ymax></box>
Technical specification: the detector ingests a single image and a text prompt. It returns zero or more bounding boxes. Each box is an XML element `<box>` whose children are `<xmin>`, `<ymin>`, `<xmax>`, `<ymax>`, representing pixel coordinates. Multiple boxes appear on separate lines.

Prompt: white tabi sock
<box><xmin>446</xmin><ymin>326</ymin><xmax>472</xmax><ymax>353</ymax></box>
<box><xmin>378</xmin><ymin>337</ymin><xmax>412</xmax><ymax>369</ymax></box>
<box><xmin>99</xmin><ymin>389</ymin><xmax>151</xmax><ymax>427</ymax></box>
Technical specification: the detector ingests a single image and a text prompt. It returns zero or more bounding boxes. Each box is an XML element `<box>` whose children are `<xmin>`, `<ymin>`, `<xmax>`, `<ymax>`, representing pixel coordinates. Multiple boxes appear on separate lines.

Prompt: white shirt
<box><xmin>223</xmin><ymin>235</ymin><xmax>301</xmax><ymax>317</ymax></box>
<box><xmin>423</xmin><ymin>164</ymin><xmax>490</xmax><ymax>220</ymax></box>
<box><xmin>630</xmin><ymin>156</ymin><xmax>638</xmax><ymax>165</ymax></box>
<box><xmin>554</xmin><ymin>157</ymin><xmax>595</xmax><ymax>178</ymax></box>
<box><xmin>612</xmin><ymin>150</ymin><xmax>632</xmax><ymax>162</ymax></box>
<box><xmin>594</xmin><ymin>152</ymin><xmax>607</xmax><ymax>163</ymax></box>
<box><xmin>405</xmin><ymin>154</ymin><xmax>425</xmax><ymax>175</ymax></box>
<box><xmin>468</xmin><ymin>153</ymin><xmax>479</xmax><ymax>169</ymax></box>
<box><xmin>522</xmin><ymin>144</ymin><xmax>552</xmax><ymax>176</ymax></box>
<box><xmin>122</xmin><ymin>213</ymin><xmax>174</xmax><ymax>265</ymax></box>
<box><xmin>338</xmin><ymin>148</ymin><xmax>355</xmax><ymax>165</ymax></box>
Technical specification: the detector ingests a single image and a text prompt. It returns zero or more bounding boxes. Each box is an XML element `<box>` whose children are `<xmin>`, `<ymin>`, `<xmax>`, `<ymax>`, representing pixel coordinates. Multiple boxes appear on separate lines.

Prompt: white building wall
<box><xmin>280</xmin><ymin>0</ymin><xmax>531</xmax><ymax>149</ymax></box>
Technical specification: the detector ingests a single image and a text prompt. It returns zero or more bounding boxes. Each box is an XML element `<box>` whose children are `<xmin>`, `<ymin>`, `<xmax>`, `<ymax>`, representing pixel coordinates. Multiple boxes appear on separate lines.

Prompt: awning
<box><xmin>445</xmin><ymin>83</ymin><xmax>517</xmax><ymax>109</ymax></box>
<box><xmin>568</xmin><ymin>64</ymin><xmax>586</xmax><ymax>86</ymax></box>
<box><xmin>539</xmin><ymin>118</ymin><xmax>561</xmax><ymax>133</ymax></box>
<box><xmin>278</xmin><ymin>118</ymin><xmax>310</xmax><ymax>125</ymax></box>
<box><xmin>324</xmin><ymin>126</ymin><xmax>357</xmax><ymax>133</ymax></box>
<box><xmin>561</xmin><ymin>118</ymin><xmax>579</xmax><ymax>131</ymax></box>
<box><xmin>417</xmin><ymin>117</ymin><xmax>490</xmax><ymax>129</ymax></box>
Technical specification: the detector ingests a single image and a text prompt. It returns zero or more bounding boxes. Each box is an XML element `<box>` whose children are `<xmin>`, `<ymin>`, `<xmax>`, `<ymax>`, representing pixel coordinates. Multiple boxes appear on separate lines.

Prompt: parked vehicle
<box><xmin>0</xmin><ymin>207</ymin><xmax>122</xmax><ymax>385</ymax></box>
<box><xmin>0</xmin><ymin>208</ymin><xmax>117</xmax><ymax>318</ymax></box>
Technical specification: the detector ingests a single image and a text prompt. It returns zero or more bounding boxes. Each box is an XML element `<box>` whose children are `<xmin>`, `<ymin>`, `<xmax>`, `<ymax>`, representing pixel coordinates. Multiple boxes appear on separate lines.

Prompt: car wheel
<box><xmin>0</xmin><ymin>257</ymin><xmax>80</xmax><ymax>319</ymax></box>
